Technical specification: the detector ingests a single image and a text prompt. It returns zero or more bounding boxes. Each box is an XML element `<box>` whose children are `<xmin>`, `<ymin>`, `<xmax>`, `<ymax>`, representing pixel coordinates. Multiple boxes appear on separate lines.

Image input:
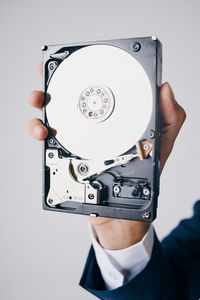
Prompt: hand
<box><xmin>87</xmin><ymin>83</ymin><xmax>186</xmax><ymax>250</ymax></box>
<box><xmin>28</xmin><ymin>66</ymin><xmax>186</xmax><ymax>250</ymax></box>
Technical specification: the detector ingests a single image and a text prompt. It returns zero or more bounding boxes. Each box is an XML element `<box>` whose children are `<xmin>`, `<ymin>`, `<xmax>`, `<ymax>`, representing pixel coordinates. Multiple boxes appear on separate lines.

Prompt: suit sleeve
<box><xmin>79</xmin><ymin>201</ymin><xmax>200</xmax><ymax>300</ymax></box>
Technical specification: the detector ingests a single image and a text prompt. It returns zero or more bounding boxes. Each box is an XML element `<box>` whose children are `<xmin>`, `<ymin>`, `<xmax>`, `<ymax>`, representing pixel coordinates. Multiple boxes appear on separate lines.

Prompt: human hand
<box><xmin>28</xmin><ymin>65</ymin><xmax>186</xmax><ymax>250</ymax></box>
<box><xmin>87</xmin><ymin>83</ymin><xmax>186</xmax><ymax>250</ymax></box>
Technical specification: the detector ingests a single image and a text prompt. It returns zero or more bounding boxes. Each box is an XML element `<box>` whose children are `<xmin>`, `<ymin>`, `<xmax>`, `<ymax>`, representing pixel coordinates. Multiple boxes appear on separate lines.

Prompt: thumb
<box><xmin>159</xmin><ymin>82</ymin><xmax>178</xmax><ymax>125</ymax></box>
<box><xmin>159</xmin><ymin>82</ymin><xmax>186</xmax><ymax>172</ymax></box>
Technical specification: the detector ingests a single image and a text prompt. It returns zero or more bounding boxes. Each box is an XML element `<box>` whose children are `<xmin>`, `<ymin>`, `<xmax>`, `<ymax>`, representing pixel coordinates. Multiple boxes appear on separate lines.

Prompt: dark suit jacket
<box><xmin>80</xmin><ymin>201</ymin><xmax>200</xmax><ymax>299</ymax></box>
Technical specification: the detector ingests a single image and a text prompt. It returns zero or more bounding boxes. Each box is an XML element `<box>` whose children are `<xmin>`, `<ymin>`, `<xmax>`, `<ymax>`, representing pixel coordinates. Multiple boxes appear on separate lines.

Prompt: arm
<box><xmin>80</xmin><ymin>201</ymin><xmax>200</xmax><ymax>300</ymax></box>
<box><xmin>88</xmin><ymin>223</ymin><xmax>154</xmax><ymax>290</ymax></box>
<box><xmin>28</xmin><ymin>75</ymin><xmax>186</xmax><ymax>298</ymax></box>
<box><xmin>79</xmin><ymin>84</ymin><xmax>191</xmax><ymax>299</ymax></box>
<box><xmin>86</xmin><ymin>82</ymin><xmax>186</xmax><ymax>251</ymax></box>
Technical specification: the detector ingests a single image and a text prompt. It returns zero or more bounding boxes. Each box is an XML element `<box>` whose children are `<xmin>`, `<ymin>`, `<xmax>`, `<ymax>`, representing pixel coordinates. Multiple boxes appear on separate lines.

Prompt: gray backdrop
<box><xmin>1</xmin><ymin>0</ymin><xmax>200</xmax><ymax>299</ymax></box>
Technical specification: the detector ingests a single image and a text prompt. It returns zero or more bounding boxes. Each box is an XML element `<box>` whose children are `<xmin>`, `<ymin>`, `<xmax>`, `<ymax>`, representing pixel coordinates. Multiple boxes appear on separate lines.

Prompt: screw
<box><xmin>88</xmin><ymin>193</ymin><xmax>94</xmax><ymax>200</ymax></box>
<box><xmin>143</xmin><ymin>188</ymin><xmax>150</xmax><ymax>196</ymax></box>
<box><xmin>78</xmin><ymin>163</ymin><xmax>89</xmax><ymax>175</ymax></box>
<box><xmin>42</xmin><ymin>45</ymin><xmax>48</xmax><ymax>51</ymax></box>
<box><xmin>49</xmin><ymin>62</ymin><xmax>56</xmax><ymax>70</ymax></box>
<box><xmin>133</xmin><ymin>42</ymin><xmax>141</xmax><ymax>52</ymax></box>
<box><xmin>48</xmin><ymin>152</ymin><xmax>54</xmax><ymax>158</ymax></box>
<box><xmin>113</xmin><ymin>186</ymin><xmax>120</xmax><ymax>194</ymax></box>
<box><xmin>142</xmin><ymin>212</ymin><xmax>151</xmax><ymax>219</ymax></box>
<box><xmin>143</xmin><ymin>144</ymin><xmax>149</xmax><ymax>151</ymax></box>
<box><xmin>48</xmin><ymin>199</ymin><xmax>53</xmax><ymax>204</ymax></box>
<box><xmin>149</xmin><ymin>130</ymin><xmax>155</xmax><ymax>139</ymax></box>
<box><xmin>49</xmin><ymin>138</ymin><xmax>54</xmax><ymax>144</ymax></box>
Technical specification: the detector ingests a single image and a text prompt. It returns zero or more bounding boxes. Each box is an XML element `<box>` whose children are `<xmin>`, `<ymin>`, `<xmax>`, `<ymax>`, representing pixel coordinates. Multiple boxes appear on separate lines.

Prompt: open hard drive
<box><xmin>42</xmin><ymin>37</ymin><xmax>162</xmax><ymax>222</ymax></box>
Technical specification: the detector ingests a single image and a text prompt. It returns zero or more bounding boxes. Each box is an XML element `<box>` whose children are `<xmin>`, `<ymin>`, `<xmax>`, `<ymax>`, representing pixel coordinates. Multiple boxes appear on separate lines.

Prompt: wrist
<box><xmin>89</xmin><ymin>218</ymin><xmax>150</xmax><ymax>250</ymax></box>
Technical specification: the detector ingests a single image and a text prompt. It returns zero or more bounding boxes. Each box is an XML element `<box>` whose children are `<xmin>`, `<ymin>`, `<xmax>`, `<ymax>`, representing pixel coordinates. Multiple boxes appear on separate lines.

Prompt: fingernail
<box><xmin>164</xmin><ymin>82</ymin><xmax>176</xmax><ymax>103</ymax></box>
<box><xmin>34</xmin><ymin>125</ymin><xmax>45</xmax><ymax>137</ymax></box>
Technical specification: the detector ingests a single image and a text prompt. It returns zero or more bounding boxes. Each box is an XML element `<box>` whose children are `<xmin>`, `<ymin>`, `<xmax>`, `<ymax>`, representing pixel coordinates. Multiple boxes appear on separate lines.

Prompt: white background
<box><xmin>1</xmin><ymin>0</ymin><xmax>200</xmax><ymax>299</ymax></box>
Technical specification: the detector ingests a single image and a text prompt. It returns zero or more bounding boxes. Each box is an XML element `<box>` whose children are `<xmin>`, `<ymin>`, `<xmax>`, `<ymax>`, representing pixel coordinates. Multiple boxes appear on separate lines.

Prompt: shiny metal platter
<box><xmin>46</xmin><ymin>45</ymin><xmax>152</xmax><ymax>160</ymax></box>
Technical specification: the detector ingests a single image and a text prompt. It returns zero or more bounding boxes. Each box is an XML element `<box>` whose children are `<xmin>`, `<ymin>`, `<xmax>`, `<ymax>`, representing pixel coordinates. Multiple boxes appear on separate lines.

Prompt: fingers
<box><xmin>51</xmin><ymin>128</ymin><xmax>57</xmax><ymax>136</ymax></box>
<box><xmin>28</xmin><ymin>118</ymin><xmax>48</xmax><ymax>140</ymax></box>
<box><xmin>28</xmin><ymin>118</ymin><xmax>57</xmax><ymax>141</ymax></box>
<box><xmin>29</xmin><ymin>91</ymin><xmax>51</xmax><ymax>111</ymax></box>
<box><xmin>28</xmin><ymin>64</ymin><xmax>55</xmax><ymax>141</ymax></box>
<box><xmin>28</xmin><ymin>88</ymin><xmax>55</xmax><ymax>140</ymax></box>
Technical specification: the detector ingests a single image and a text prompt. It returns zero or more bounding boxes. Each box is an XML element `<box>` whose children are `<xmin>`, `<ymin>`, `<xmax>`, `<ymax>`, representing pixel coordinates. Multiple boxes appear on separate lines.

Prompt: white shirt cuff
<box><xmin>88</xmin><ymin>223</ymin><xmax>154</xmax><ymax>290</ymax></box>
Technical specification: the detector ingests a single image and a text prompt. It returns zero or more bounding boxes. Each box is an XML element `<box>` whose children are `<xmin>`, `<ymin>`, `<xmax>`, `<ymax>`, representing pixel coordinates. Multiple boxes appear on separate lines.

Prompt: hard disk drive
<box><xmin>42</xmin><ymin>36</ymin><xmax>162</xmax><ymax>222</ymax></box>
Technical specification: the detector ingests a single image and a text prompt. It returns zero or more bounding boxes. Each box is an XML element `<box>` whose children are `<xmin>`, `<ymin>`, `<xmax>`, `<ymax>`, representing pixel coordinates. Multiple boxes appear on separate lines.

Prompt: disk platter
<box><xmin>47</xmin><ymin>45</ymin><xmax>152</xmax><ymax>160</ymax></box>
